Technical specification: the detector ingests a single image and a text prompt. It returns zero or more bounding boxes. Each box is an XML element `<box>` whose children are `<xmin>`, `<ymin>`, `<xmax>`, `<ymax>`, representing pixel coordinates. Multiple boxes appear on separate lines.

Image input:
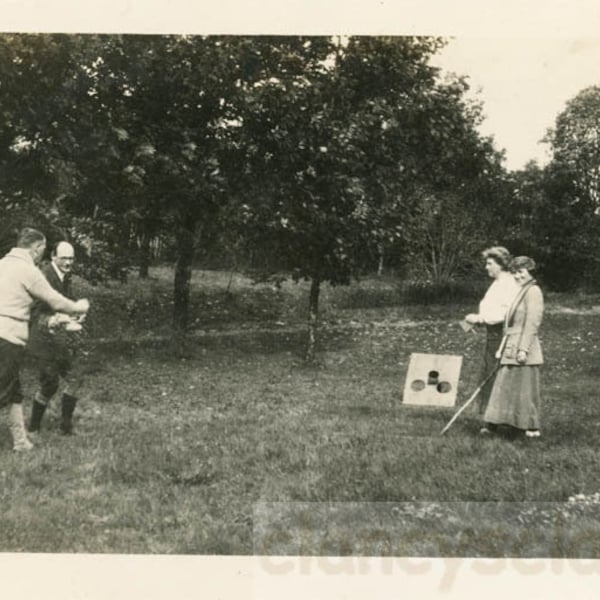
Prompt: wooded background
<box><xmin>2</xmin><ymin>34</ymin><xmax>599</xmax><ymax>356</ymax></box>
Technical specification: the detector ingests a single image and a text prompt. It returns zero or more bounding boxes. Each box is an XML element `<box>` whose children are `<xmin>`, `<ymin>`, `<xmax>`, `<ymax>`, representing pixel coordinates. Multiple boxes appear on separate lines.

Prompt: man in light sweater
<box><xmin>0</xmin><ymin>228</ymin><xmax>89</xmax><ymax>451</ymax></box>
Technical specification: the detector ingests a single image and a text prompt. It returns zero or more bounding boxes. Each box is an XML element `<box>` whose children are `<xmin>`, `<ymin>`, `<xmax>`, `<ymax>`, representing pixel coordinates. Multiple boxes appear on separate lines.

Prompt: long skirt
<box><xmin>476</xmin><ymin>323</ymin><xmax>503</xmax><ymax>414</ymax></box>
<box><xmin>483</xmin><ymin>365</ymin><xmax>541</xmax><ymax>430</ymax></box>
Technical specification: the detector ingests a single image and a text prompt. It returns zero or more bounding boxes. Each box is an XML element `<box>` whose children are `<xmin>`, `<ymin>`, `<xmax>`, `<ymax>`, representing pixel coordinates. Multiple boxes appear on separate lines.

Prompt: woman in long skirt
<box><xmin>464</xmin><ymin>246</ymin><xmax>520</xmax><ymax>416</ymax></box>
<box><xmin>482</xmin><ymin>256</ymin><xmax>544</xmax><ymax>438</ymax></box>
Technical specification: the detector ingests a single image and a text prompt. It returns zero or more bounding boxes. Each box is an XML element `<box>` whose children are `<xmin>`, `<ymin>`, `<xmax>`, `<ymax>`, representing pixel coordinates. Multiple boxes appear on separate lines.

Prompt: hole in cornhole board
<box><xmin>411</xmin><ymin>379</ymin><xmax>426</xmax><ymax>391</ymax></box>
<box><xmin>427</xmin><ymin>370</ymin><xmax>439</xmax><ymax>385</ymax></box>
<box><xmin>402</xmin><ymin>353</ymin><xmax>462</xmax><ymax>408</ymax></box>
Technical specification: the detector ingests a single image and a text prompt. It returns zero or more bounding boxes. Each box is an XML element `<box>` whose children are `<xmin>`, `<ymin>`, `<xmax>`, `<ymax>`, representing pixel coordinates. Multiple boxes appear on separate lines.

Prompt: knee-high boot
<box><xmin>28</xmin><ymin>391</ymin><xmax>50</xmax><ymax>433</ymax></box>
<box><xmin>60</xmin><ymin>393</ymin><xmax>78</xmax><ymax>435</ymax></box>
<box><xmin>9</xmin><ymin>403</ymin><xmax>34</xmax><ymax>451</ymax></box>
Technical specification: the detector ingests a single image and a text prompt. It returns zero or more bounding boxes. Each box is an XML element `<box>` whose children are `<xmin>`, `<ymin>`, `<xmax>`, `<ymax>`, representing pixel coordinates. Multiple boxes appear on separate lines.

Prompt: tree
<box><xmin>546</xmin><ymin>86</ymin><xmax>600</xmax><ymax>208</ymax></box>
<box><xmin>236</xmin><ymin>36</ymin><xmax>499</xmax><ymax>360</ymax></box>
<box><xmin>0</xmin><ymin>35</ymin><xmax>95</xmax><ymax>261</ymax></box>
<box><xmin>382</xmin><ymin>73</ymin><xmax>511</xmax><ymax>282</ymax></box>
<box><xmin>509</xmin><ymin>159</ymin><xmax>600</xmax><ymax>290</ymax></box>
<box><xmin>511</xmin><ymin>86</ymin><xmax>600</xmax><ymax>290</ymax></box>
<box><xmin>39</xmin><ymin>35</ymin><xmax>250</xmax><ymax>331</ymax></box>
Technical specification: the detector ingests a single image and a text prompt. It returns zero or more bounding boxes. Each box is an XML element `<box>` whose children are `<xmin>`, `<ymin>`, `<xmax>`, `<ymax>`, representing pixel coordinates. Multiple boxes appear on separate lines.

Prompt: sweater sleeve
<box><xmin>479</xmin><ymin>276</ymin><xmax>519</xmax><ymax>325</ymax></box>
<box><xmin>26</xmin><ymin>268</ymin><xmax>78</xmax><ymax>313</ymax></box>
<box><xmin>518</xmin><ymin>285</ymin><xmax>544</xmax><ymax>353</ymax></box>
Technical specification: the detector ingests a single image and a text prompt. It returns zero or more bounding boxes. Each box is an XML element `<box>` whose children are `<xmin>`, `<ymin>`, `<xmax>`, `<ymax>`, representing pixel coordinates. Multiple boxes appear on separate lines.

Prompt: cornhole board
<box><xmin>402</xmin><ymin>353</ymin><xmax>462</xmax><ymax>407</ymax></box>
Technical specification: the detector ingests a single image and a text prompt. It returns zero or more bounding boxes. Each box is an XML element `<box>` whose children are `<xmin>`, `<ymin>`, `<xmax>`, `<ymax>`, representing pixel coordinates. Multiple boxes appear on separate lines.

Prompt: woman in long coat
<box><xmin>482</xmin><ymin>256</ymin><xmax>544</xmax><ymax>438</ymax></box>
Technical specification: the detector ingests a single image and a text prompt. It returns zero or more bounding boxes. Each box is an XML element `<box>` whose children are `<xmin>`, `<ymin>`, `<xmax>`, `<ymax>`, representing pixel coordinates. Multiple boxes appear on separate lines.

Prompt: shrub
<box><xmin>398</xmin><ymin>279</ymin><xmax>485</xmax><ymax>306</ymax></box>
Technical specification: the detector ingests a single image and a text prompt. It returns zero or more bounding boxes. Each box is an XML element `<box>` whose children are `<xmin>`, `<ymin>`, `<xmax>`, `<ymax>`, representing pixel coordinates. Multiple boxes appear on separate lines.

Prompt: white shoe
<box><xmin>525</xmin><ymin>430</ymin><xmax>541</xmax><ymax>438</ymax></box>
<box><xmin>13</xmin><ymin>438</ymin><xmax>34</xmax><ymax>452</ymax></box>
<box><xmin>8</xmin><ymin>404</ymin><xmax>34</xmax><ymax>452</ymax></box>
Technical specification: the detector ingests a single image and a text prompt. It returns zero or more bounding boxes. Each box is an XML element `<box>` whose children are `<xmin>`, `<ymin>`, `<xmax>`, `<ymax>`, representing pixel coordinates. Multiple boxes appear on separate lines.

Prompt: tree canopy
<box><xmin>0</xmin><ymin>33</ymin><xmax>512</xmax><ymax>357</ymax></box>
<box><xmin>506</xmin><ymin>86</ymin><xmax>600</xmax><ymax>289</ymax></box>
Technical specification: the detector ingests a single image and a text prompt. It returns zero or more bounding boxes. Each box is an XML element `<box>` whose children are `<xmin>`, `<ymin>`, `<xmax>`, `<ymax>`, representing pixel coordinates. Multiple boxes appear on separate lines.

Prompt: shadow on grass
<box><xmin>89</xmin><ymin>325</ymin><xmax>359</xmax><ymax>363</ymax></box>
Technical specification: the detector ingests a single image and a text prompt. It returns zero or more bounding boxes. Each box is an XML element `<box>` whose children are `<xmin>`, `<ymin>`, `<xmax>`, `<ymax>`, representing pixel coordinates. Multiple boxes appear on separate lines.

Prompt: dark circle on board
<box><xmin>427</xmin><ymin>370</ymin><xmax>439</xmax><ymax>384</ymax></box>
<box><xmin>411</xmin><ymin>379</ymin><xmax>426</xmax><ymax>391</ymax></box>
<box><xmin>437</xmin><ymin>381</ymin><xmax>452</xmax><ymax>393</ymax></box>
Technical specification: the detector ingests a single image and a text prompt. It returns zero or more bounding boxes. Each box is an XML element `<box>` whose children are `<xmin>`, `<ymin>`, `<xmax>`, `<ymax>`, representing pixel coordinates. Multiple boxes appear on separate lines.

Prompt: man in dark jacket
<box><xmin>28</xmin><ymin>241</ymin><xmax>84</xmax><ymax>435</ymax></box>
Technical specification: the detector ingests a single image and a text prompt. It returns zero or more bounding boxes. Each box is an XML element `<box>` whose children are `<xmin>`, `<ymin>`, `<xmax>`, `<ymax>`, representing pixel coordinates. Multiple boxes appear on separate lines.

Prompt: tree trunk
<box><xmin>377</xmin><ymin>242</ymin><xmax>385</xmax><ymax>276</ymax></box>
<box><xmin>138</xmin><ymin>226</ymin><xmax>152</xmax><ymax>279</ymax></box>
<box><xmin>226</xmin><ymin>267</ymin><xmax>235</xmax><ymax>295</ymax></box>
<box><xmin>305</xmin><ymin>276</ymin><xmax>321</xmax><ymax>362</ymax></box>
<box><xmin>173</xmin><ymin>220</ymin><xmax>196</xmax><ymax>335</ymax></box>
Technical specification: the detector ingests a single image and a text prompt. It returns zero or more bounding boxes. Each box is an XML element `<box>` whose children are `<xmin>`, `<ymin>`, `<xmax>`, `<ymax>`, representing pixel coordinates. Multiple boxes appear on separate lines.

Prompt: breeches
<box><xmin>38</xmin><ymin>355</ymin><xmax>73</xmax><ymax>398</ymax></box>
<box><xmin>0</xmin><ymin>338</ymin><xmax>25</xmax><ymax>407</ymax></box>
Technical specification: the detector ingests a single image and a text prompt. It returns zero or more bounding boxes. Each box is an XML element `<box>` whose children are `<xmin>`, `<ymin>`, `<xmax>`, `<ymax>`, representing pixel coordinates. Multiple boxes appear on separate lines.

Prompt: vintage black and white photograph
<box><xmin>2</xmin><ymin>1</ymin><xmax>600</xmax><ymax>598</ymax></box>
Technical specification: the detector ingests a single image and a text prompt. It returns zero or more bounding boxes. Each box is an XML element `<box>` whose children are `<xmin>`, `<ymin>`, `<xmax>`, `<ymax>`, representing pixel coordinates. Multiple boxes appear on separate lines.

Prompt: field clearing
<box><xmin>2</xmin><ymin>268</ymin><xmax>600</xmax><ymax>556</ymax></box>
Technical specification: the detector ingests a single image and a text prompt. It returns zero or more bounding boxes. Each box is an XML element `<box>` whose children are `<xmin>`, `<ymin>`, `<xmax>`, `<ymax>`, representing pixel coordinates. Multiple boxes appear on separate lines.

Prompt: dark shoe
<box><xmin>60</xmin><ymin>393</ymin><xmax>78</xmax><ymax>435</ymax></box>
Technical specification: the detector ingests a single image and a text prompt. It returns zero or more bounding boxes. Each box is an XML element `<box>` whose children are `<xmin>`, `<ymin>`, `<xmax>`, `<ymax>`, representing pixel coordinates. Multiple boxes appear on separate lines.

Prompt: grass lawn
<box><xmin>2</xmin><ymin>267</ymin><xmax>600</xmax><ymax>557</ymax></box>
